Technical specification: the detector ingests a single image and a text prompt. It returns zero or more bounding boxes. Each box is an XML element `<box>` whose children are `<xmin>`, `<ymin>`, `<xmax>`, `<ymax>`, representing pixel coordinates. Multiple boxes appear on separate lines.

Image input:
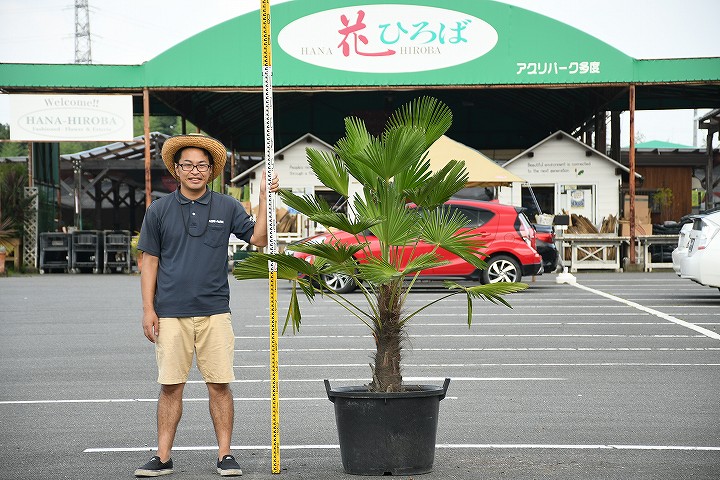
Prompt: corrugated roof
<box><xmin>635</xmin><ymin>140</ymin><xmax>695</xmax><ymax>150</ymax></box>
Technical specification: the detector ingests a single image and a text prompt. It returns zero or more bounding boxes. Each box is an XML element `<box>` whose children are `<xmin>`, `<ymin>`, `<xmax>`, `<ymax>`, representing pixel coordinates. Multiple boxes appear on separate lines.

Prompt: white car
<box><xmin>671</xmin><ymin>220</ymin><xmax>694</xmax><ymax>275</ymax></box>
<box><xmin>679</xmin><ymin>211</ymin><xmax>720</xmax><ymax>292</ymax></box>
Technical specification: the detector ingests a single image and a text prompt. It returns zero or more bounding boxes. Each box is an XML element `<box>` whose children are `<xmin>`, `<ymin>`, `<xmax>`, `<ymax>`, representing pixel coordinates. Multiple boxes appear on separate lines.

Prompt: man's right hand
<box><xmin>142</xmin><ymin>311</ymin><xmax>159</xmax><ymax>343</ymax></box>
<box><xmin>139</xmin><ymin>253</ymin><xmax>160</xmax><ymax>343</ymax></box>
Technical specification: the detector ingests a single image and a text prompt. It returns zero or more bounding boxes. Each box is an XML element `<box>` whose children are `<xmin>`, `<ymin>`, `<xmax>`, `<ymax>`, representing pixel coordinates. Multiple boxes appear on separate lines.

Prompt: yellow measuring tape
<box><xmin>260</xmin><ymin>0</ymin><xmax>281</xmax><ymax>474</ymax></box>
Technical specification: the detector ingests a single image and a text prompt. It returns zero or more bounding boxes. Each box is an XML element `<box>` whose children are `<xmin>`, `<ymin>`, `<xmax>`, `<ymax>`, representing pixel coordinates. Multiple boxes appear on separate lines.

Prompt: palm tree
<box><xmin>0</xmin><ymin>217</ymin><xmax>15</xmax><ymax>252</ymax></box>
<box><xmin>0</xmin><ymin>166</ymin><xmax>35</xmax><ymax>240</ymax></box>
<box><xmin>234</xmin><ymin>96</ymin><xmax>527</xmax><ymax>392</ymax></box>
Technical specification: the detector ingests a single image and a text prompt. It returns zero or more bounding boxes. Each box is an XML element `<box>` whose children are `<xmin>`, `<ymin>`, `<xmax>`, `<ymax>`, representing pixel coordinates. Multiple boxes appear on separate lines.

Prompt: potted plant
<box><xmin>130</xmin><ymin>231</ymin><xmax>142</xmax><ymax>273</ymax></box>
<box><xmin>233</xmin><ymin>97</ymin><xmax>527</xmax><ymax>475</ymax></box>
<box><xmin>0</xmin><ymin>244</ymin><xmax>6</xmax><ymax>276</ymax></box>
<box><xmin>0</xmin><ymin>217</ymin><xmax>15</xmax><ymax>276</ymax></box>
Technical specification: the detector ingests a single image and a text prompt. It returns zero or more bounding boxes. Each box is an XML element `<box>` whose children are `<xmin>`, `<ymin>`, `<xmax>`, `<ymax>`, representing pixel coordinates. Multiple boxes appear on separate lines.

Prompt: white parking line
<box><xmin>83</xmin><ymin>443</ymin><xmax>720</xmax><ymax>454</ymax></box>
<box><xmin>233</xmin><ymin>362</ymin><xmax>720</xmax><ymax>368</ymax></box>
<box><xmin>237</xmin><ymin>347</ymin><xmax>720</xmax><ymax>352</ymax></box>
<box><xmin>257</xmin><ymin>313</ymin><xmax>656</xmax><ymax>318</ymax></box>
<box><xmin>245</xmin><ymin>322</ymin><xmax>720</xmax><ymax>328</ymax></box>
<box><xmin>0</xmin><ymin>397</ymin><xmax>333</xmax><ymax>405</ymax></box>
<box><xmin>184</xmin><ymin>377</ymin><xmax>565</xmax><ymax>385</ymax></box>
<box><xmin>0</xmin><ymin>377</ymin><xmax>568</xmax><ymax>404</ymax></box>
<box><xmin>571</xmin><ymin>282</ymin><xmax>720</xmax><ymax>340</ymax></box>
<box><xmin>237</xmin><ymin>334</ymin><xmax>702</xmax><ymax>339</ymax></box>
<box><xmin>255</xmin><ymin>312</ymin><xmax>720</xmax><ymax>319</ymax></box>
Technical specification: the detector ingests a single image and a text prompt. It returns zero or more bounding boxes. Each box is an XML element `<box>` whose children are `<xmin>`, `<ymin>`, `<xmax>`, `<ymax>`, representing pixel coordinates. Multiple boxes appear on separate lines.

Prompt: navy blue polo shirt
<box><xmin>138</xmin><ymin>188</ymin><xmax>255</xmax><ymax>317</ymax></box>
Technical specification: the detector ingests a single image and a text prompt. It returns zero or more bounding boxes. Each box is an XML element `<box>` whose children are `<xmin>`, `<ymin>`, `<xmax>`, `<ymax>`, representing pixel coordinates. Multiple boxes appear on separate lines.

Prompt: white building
<box><xmin>498</xmin><ymin>130</ymin><xmax>639</xmax><ymax>227</ymax></box>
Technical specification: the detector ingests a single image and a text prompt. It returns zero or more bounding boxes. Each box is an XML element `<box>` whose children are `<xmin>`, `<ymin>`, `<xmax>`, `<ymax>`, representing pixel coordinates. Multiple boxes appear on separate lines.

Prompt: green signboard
<box><xmin>1</xmin><ymin>0</ymin><xmax>718</xmax><ymax>89</ymax></box>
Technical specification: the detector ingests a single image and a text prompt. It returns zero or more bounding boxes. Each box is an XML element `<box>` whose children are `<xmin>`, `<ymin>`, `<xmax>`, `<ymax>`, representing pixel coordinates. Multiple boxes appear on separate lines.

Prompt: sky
<box><xmin>1</xmin><ymin>0</ymin><xmax>718</xmax><ymax>147</ymax></box>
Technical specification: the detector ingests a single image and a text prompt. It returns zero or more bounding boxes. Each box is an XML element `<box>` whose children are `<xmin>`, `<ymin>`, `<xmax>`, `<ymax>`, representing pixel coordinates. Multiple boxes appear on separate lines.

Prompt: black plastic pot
<box><xmin>325</xmin><ymin>378</ymin><xmax>450</xmax><ymax>476</ymax></box>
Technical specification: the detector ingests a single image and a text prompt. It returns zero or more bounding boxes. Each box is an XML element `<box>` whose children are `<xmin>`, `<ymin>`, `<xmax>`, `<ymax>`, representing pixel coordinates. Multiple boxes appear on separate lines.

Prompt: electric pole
<box><xmin>74</xmin><ymin>0</ymin><xmax>92</xmax><ymax>64</ymax></box>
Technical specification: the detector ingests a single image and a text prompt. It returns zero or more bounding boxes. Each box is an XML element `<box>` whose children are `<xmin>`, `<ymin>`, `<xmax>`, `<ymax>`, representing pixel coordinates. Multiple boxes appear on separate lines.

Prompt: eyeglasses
<box><xmin>177</xmin><ymin>163</ymin><xmax>211</xmax><ymax>173</ymax></box>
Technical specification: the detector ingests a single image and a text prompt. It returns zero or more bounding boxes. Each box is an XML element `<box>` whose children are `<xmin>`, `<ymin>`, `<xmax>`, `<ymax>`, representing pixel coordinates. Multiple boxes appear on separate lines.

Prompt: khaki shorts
<box><xmin>155</xmin><ymin>313</ymin><xmax>235</xmax><ymax>384</ymax></box>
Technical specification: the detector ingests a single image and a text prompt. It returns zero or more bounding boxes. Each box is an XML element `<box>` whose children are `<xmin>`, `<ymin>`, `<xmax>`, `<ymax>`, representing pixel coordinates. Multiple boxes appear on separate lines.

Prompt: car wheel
<box><xmin>321</xmin><ymin>272</ymin><xmax>356</xmax><ymax>293</ymax></box>
<box><xmin>481</xmin><ymin>255</ymin><xmax>522</xmax><ymax>283</ymax></box>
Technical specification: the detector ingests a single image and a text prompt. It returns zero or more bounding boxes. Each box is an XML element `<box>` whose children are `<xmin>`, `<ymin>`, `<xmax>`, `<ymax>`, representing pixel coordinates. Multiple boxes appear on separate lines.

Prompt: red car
<box><xmin>290</xmin><ymin>199</ymin><xmax>543</xmax><ymax>293</ymax></box>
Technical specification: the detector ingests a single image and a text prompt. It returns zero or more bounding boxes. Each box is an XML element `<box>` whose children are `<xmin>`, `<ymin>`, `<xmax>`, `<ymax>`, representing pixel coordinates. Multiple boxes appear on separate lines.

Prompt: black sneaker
<box><xmin>216</xmin><ymin>455</ymin><xmax>242</xmax><ymax>476</ymax></box>
<box><xmin>134</xmin><ymin>456</ymin><xmax>174</xmax><ymax>477</ymax></box>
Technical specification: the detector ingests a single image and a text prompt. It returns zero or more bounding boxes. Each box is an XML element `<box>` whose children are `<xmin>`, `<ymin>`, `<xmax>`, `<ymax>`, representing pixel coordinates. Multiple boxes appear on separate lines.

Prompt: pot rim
<box><xmin>325</xmin><ymin>378</ymin><xmax>450</xmax><ymax>401</ymax></box>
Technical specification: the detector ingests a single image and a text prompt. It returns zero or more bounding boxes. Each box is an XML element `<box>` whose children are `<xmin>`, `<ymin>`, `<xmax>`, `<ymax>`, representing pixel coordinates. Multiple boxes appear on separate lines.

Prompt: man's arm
<box><xmin>140</xmin><ymin>253</ymin><xmax>160</xmax><ymax>343</ymax></box>
<box><xmin>249</xmin><ymin>172</ymin><xmax>279</xmax><ymax>247</ymax></box>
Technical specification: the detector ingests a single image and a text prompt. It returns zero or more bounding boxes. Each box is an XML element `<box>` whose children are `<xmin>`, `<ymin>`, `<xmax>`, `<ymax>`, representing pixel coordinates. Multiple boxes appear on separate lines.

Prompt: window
<box><xmin>448</xmin><ymin>206</ymin><xmax>495</xmax><ymax>228</ymax></box>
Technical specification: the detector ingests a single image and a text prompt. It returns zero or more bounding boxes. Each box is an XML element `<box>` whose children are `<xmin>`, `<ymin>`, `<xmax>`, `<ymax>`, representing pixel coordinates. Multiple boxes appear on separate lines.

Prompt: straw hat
<box><xmin>161</xmin><ymin>134</ymin><xmax>227</xmax><ymax>181</ymax></box>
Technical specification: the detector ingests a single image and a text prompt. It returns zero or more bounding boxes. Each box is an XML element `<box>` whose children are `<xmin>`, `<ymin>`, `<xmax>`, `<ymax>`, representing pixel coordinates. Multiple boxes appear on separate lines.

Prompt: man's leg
<box><xmin>157</xmin><ymin>383</ymin><xmax>185</xmax><ymax>462</ymax></box>
<box><xmin>207</xmin><ymin>382</ymin><xmax>234</xmax><ymax>459</ymax></box>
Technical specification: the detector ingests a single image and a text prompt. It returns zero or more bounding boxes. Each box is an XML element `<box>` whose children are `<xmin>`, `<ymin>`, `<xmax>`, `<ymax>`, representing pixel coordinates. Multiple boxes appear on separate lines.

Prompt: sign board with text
<box><xmin>9</xmin><ymin>94</ymin><xmax>133</xmax><ymax>141</ymax></box>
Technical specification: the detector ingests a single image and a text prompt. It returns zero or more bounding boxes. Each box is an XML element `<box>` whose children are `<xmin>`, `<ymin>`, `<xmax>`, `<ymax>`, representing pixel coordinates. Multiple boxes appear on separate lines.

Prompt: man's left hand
<box><xmin>260</xmin><ymin>171</ymin><xmax>280</xmax><ymax>196</ymax></box>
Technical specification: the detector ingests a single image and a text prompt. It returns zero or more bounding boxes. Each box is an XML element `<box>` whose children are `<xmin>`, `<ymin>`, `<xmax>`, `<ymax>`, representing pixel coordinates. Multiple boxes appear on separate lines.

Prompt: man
<box><xmin>135</xmin><ymin>134</ymin><xmax>279</xmax><ymax>477</ymax></box>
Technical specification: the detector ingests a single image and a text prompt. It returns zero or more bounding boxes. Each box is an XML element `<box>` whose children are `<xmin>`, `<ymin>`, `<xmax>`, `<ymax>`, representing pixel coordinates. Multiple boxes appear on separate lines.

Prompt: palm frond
<box><xmin>394</xmin><ymin>154</ymin><xmax>433</xmax><ymax>194</ymax></box>
<box><xmin>420</xmin><ymin>207</ymin><xmax>487</xmax><ymax>269</ymax></box>
<box><xmin>356</xmin><ymin>257</ymin><xmax>404</xmax><ymax>285</ymax></box>
<box><xmin>354</xmin><ymin>127</ymin><xmax>428</xmax><ymax>183</ymax></box>
<box><xmin>279</xmin><ymin>190</ymin><xmax>379</xmax><ymax>234</ymax></box>
<box><xmin>408</xmin><ymin>159</ymin><xmax>468</xmax><ymax>208</ymax></box>
<box><xmin>400</xmin><ymin>252</ymin><xmax>449</xmax><ymax>276</ymax></box>
<box><xmin>336</xmin><ymin>117</ymin><xmax>379</xmax><ymax>190</ymax></box>
<box><xmin>278</xmin><ymin>190</ymin><xmax>331</xmax><ymax>217</ymax></box>
<box><xmin>307</xmin><ymin>148</ymin><xmax>349</xmax><ymax>197</ymax></box>
<box><xmin>233</xmin><ymin>252</ymin><xmax>317</xmax><ymax>281</ymax></box>
<box><xmin>444</xmin><ymin>281</ymin><xmax>529</xmax><ymax>326</ymax></box>
<box><xmin>385</xmin><ymin>96</ymin><xmax>452</xmax><ymax>148</ymax></box>
<box><xmin>288</xmin><ymin>241</ymin><xmax>367</xmax><ymax>265</ymax></box>
<box><xmin>312</xmin><ymin>213</ymin><xmax>381</xmax><ymax>235</ymax></box>
<box><xmin>354</xmin><ymin>184</ymin><xmax>420</xmax><ymax>247</ymax></box>
<box><xmin>283</xmin><ymin>282</ymin><xmax>303</xmax><ymax>334</ymax></box>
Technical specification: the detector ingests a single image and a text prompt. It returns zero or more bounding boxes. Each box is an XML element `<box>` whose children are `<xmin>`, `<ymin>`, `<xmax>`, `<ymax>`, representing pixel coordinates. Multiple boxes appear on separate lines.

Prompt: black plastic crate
<box><xmin>103</xmin><ymin>230</ymin><xmax>131</xmax><ymax>273</ymax></box>
<box><xmin>40</xmin><ymin>232</ymin><xmax>70</xmax><ymax>250</ymax></box>
<box><xmin>71</xmin><ymin>231</ymin><xmax>101</xmax><ymax>273</ymax></box>
<box><xmin>39</xmin><ymin>232</ymin><xmax>71</xmax><ymax>273</ymax></box>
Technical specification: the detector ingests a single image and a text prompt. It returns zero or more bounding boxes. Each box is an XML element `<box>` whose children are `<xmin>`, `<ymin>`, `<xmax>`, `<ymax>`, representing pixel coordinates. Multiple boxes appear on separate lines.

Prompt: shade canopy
<box><xmin>427</xmin><ymin>135</ymin><xmax>526</xmax><ymax>187</ymax></box>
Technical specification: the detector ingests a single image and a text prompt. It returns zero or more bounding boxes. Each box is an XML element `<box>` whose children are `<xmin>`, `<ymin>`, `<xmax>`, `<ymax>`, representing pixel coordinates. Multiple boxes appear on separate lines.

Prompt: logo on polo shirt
<box><xmin>208</xmin><ymin>219</ymin><xmax>225</xmax><ymax>224</ymax></box>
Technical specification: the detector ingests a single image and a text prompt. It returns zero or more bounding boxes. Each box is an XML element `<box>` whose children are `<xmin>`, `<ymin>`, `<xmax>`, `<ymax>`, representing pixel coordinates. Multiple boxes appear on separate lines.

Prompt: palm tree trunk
<box><xmin>369</xmin><ymin>284</ymin><xmax>403</xmax><ymax>392</ymax></box>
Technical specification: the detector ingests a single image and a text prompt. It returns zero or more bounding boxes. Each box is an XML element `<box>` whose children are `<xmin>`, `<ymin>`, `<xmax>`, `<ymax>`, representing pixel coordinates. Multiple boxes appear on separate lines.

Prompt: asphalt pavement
<box><xmin>1</xmin><ymin>270</ymin><xmax>719</xmax><ymax>479</ymax></box>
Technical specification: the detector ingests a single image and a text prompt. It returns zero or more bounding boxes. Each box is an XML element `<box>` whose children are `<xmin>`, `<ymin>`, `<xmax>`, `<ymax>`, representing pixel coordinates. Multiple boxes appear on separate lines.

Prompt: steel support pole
<box><xmin>628</xmin><ymin>85</ymin><xmax>636</xmax><ymax>265</ymax></box>
<box><xmin>143</xmin><ymin>88</ymin><xmax>152</xmax><ymax>210</ymax></box>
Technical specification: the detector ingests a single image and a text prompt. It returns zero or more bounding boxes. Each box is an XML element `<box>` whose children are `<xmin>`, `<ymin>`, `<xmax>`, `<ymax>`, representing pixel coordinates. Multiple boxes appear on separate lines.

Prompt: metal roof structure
<box><xmin>1</xmin><ymin>0</ymin><xmax>719</xmax><ymax>153</ymax></box>
<box><xmin>61</xmin><ymin>132</ymin><xmax>167</xmax><ymax>167</ymax></box>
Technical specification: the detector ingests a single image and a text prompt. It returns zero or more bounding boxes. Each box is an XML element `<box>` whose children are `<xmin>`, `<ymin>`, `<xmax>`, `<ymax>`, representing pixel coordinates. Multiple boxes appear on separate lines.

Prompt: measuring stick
<box><xmin>260</xmin><ymin>0</ymin><xmax>281</xmax><ymax>474</ymax></box>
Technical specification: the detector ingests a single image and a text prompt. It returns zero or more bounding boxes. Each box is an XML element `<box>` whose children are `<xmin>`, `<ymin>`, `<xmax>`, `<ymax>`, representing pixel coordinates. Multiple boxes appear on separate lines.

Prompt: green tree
<box><xmin>0</xmin><ymin>123</ymin><xmax>28</xmax><ymax>158</ymax></box>
<box><xmin>59</xmin><ymin>141</ymin><xmax>106</xmax><ymax>155</ymax></box>
<box><xmin>133</xmin><ymin>115</ymin><xmax>189</xmax><ymax>136</ymax></box>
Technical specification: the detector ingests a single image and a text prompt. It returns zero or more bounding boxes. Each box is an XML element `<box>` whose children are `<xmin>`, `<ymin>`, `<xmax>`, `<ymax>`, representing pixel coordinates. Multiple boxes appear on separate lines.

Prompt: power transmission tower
<box><xmin>74</xmin><ymin>0</ymin><xmax>92</xmax><ymax>64</ymax></box>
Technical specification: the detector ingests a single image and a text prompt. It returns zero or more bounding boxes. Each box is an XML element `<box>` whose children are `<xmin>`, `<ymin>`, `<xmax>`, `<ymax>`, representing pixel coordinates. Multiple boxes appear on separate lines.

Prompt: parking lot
<box><xmin>1</xmin><ymin>271</ymin><xmax>718</xmax><ymax>479</ymax></box>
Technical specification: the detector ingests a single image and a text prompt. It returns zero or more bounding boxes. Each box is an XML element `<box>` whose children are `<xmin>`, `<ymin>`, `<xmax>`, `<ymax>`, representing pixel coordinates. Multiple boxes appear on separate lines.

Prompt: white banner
<box><xmin>9</xmin><ymin>94</ymin><xmax>133</xmax><ymax>141</ymax></box>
